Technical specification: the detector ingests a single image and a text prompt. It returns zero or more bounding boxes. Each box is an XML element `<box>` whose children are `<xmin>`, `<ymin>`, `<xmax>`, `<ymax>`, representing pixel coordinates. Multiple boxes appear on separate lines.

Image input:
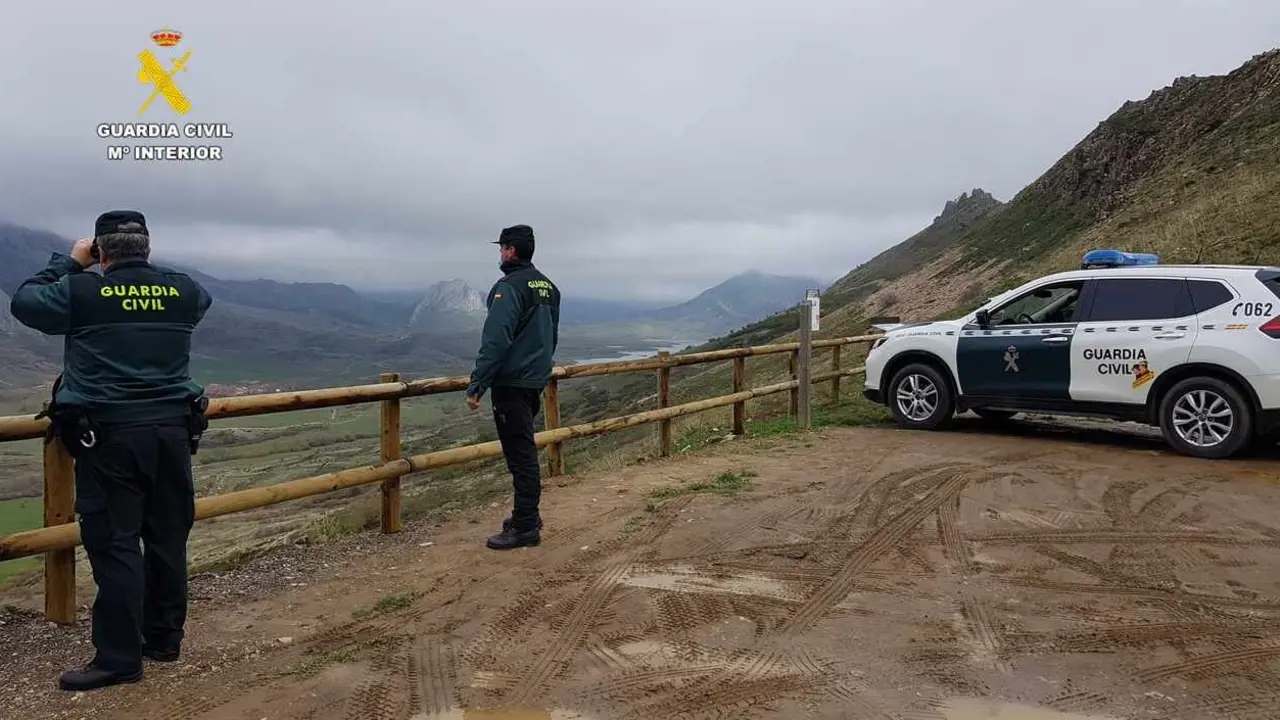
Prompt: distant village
<box><xmin>204</xmin><ymin>382</ymin><xmax>291</xmax><ymax>398</ymax></box>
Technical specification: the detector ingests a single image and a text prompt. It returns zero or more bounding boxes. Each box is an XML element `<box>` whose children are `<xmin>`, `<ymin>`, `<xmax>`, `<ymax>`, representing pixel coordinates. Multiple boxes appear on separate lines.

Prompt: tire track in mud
<box><xmin>779</xmin><ymin>471</ymin><xmax>974</xmax><ymax>637</ymax></box>
<box><xmin>936</xmin><ymin>493</ymin><xmax>969</xmax><ymax>572</ymax></box>
<box><xmin>1189</xmin><ymin>690</ymin><xmax>1280</xmax><ymax>719</ymax></box>
<box><xmin>1003</xmin><ymin>619</ymin><xmax>1280</xmax><ymax>654</ymax></box>
<box><xmin>650</xmin><ymin>586</ymin><xmax>799</xmax><ymax>638</ymax></box>
<box><xmin>135</xmin><ymin>671</ymin><xmax>277</xmax><ymax>720</ymax></box>
<box><xmin>503</xmin><ymin>561</ymin><xmax>633</xmax><ymax>704</ymax></box>
<box><xmin>1043</xmin><ymin>688</ymin><xmax>1113</xmax><ymax>714</ymax></box>
<box><xmin>611</xmin><ymin>649</ymin><xmax>836</xmax><ymax>720</ymax></box>
<box><xmin>968</xmin><ymin>529</ymin><xmax>1274</xmax><ymax>546</ymax></box>
<box><xmin>300</xmin><ymin>579</ymin><xmax>470</xmax><ymax>658</ymax></box>
<box><xmin>822</xmin><ymin>683</ymin><xmax>902</xmax><ymax>720</ymax></box>
<box><xmin>661</xmin><ymin>500</ymin><xmax>806</xmax><ymax>561</ymax></box>
<box><xmin>408</xmin><ymin>635</ymin><xmax>457</xmax><ymax>718</ymax></box>
<box><xmin>492</xmin><ymin>496</ymin><xmax>694</xmax><ymax>706</ymax></box>
<box><xmin>138</xmin><ymin>692</ymin><xmax>251</xmax><ymax>720</ymax></box>
<box><xmin>580</xmin><ymin>663</ymin><xmax>724</xmax><ymax>704</ymax></box>
<box><xmin>1101</xmin><ymin>478</ymin><xmax>1142</xmax><ymax>527</ymax></box>
<box><xmin>1134</xmin><ymin>644</ymin><xmax>1280</xmax><ymax>683</ymax></box>
<box><xmin>936</xmin><ymin>488</ymin><xmax>1006</xmax><ymax>672</ymax></box>
<box><xmin>464</xmin><ymin>495</ymin><xmax>694</xmax><ymax>673</ymax></box>
<box><xmin>341</xmin><ymin>637</ymin><xmax>412</xmax><ymax>720</ymax></box>
<box><xmin>1030</xmin><ymin>545</ymin><xmax>1254</xmax><ymax>622</ymax></box>
<box><xmin>1000</xmin><ymin>576</ymin><xmax>1280</xmax><ymax>611</ymax></box>
<box><xmin>1137</xmin><ymin>481</ymin><xmax>1205</xmax><ymax>525</ymax></box>
<box><xmin>808</xmin><ymin>465</ymin><xmax>966</xmax><ymax>568</ymax></box>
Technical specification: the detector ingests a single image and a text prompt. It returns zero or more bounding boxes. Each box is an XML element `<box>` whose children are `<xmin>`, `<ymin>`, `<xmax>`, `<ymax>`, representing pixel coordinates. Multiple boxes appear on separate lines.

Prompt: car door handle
<box><xmin>1154</xmin><ymin>331</ymin><xmax>1186</xmax><ymax>339</ymax></box>
<box><xmin>1040</xmin><ymin>335</ymin><xmax>1069</xmax><ymax>344</ymax></box>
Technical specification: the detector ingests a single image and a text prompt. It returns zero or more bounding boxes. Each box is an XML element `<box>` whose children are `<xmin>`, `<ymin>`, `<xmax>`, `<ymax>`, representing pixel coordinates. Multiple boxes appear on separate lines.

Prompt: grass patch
<box><xmin>352</xmin><ymin>590</ymin><xmax>422</xmax><ymax>620</ymax></box>
<box><xmin>289</xmin><ymin>648</ymin><xmax>358</xmax><ymax>678</ymax></box>
<box><xmin>0</xmin><ymin>497</ymin><xmax>43</xmax><ymax>586</ymax></box>
<box><xmin>669</xmin><ymin>395</ymin><xmax>892</xmax><ymax>456</ymax></box>
<box><xmin>189</xmin><ymin>544</ymin><xmax>275</xmax><ymax>576</ymax></box>
<box><xmin>649</xmin><ymin>469</ymin><xmax>757</xmax><ymax>501</ymax></box>
<box><xmin>619</xmin><ymin>515</ymin><xmax>645</xmax><ymax>536</ymax></box>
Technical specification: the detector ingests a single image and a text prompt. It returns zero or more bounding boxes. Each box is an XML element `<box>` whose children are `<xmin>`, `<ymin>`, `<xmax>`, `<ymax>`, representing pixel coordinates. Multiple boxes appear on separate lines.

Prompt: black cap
<box><xmin>95</xmin><ymin>210</ymin><xmax>149</xmax><ymax>237</ymax></box>
<box><xmin>492</xmin><ymin>224</ymin><xmax>534</xmax><ymax>248</ymax></box>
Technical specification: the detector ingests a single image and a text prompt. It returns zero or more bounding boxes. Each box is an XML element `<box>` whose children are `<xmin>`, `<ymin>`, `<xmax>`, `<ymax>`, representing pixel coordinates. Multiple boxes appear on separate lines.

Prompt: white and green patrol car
<box><xmin>862</xmin><ymin>250</ymin><xmax>1280</xmax><ymax>459</ymax></box>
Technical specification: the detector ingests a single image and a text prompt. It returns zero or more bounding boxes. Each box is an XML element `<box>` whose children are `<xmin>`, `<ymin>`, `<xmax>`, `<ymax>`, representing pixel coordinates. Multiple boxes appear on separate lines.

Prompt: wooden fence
<box><xmin>0</xmin><ymin>327</ymin><xmax>879</xmax><ymax>623</ymax></box>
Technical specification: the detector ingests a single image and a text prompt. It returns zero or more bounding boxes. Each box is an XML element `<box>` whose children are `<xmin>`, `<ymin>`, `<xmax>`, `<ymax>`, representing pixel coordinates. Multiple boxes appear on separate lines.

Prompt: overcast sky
<box><xmin>1</xmin><ymin>1</ymin><xmax>1277</xmax><ymax>302</ymax></box>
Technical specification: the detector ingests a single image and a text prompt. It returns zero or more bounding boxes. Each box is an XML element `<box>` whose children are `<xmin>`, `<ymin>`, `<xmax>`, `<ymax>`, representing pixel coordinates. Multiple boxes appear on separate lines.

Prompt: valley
<box><xmin>2</xmin><ymin>47</ymin><xmax>1279</xmax><ymax>688</ymax></box>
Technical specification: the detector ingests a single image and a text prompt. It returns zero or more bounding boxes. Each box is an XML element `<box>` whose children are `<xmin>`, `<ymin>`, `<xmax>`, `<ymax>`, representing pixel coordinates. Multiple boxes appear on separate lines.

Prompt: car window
<box><xmin>1084</xmin><ymin>278</ymin><xmax>1194</xmax><ymax>322</ymax></box>
<box><xmin>1187</xmin><ymin>280</ymin><xmax>1234</xmax><ymax>313</ymax></box>
<box><xmin>986</xmin><ymin>281</ymin><xmax>1083</xmax><ymax>325</ymax></box>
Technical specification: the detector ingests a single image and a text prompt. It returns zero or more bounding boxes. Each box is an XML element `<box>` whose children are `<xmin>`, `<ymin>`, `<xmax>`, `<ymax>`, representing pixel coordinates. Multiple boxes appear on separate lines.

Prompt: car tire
<box><xmin>1158</xmin><ymin>376</ymin><xmax>1253</xmax><ymax>459</ymax></box>
<box><xmin>973</xmin><ymin>409</ymin><xmax>1018</xmax><ymax>422</ymax></box>
<box><xmin>888</xmin><ymin>363</ymin><xmax>955</xmax><ymax>430</ymax></box>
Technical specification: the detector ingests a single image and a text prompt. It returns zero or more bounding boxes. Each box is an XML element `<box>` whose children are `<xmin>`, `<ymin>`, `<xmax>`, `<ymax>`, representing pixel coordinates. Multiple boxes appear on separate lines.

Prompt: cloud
<box><xmin>1</xmin><ymin>0</ymin><xmax>1276</xmax><ymax>301</ymax></box>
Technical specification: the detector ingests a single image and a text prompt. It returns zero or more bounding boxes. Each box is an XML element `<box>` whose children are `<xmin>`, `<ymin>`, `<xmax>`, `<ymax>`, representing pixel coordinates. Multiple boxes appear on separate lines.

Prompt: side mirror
<box><xmin>974</xmin><ymin>309</ymin><xmax>990</xmax><ymax>328</ymax></box>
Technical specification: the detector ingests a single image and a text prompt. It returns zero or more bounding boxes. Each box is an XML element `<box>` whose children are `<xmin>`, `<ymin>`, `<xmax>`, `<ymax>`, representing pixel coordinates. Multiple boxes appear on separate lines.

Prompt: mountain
<box><xmin>558</xmin><ymin>297</ymin><xmax>666</xmax><ymax>324</ymax></box>
<box><xmin>649</xmin><ymin>271</ymin><xmax>822</xmax><ymax>332</ymax></box>
<box><xmin>701</xmin><ymin>47</ymin><xmax>1280</xmax><ymax>350</ymax></box>
<box><xmin>408</xmin><ymin>279</ymin><xmax>487</xmax><ymax>333</ymax></box>
<box><xmin>0</xmin><ymin>224</ymin><xmax>819</xmax><ymax>386</ymax></box>
<box><xmin>0</xmin><ymin>289</ymin><xmax>59</xmax><ymax>388</ymax></box>
<box><xmin>0</xmin><ymin>289</ymin><xmax>16</xmax><ymax>333</ymax></box>
<box><xmin>196</xmin><ymin>277</ymin><xmax>411</xmax><ymax>330</ymax></box>
<box><xmin>0</xmin><ymin>224</ymin><xmax>66</xmax><ymax>295</ymax></box>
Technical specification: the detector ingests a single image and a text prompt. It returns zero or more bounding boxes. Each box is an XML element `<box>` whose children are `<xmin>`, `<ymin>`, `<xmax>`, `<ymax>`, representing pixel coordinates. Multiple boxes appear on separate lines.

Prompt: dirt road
<box><xmin>3</xmin><ymin>420</ymin><xmax>1280</xmax><ymax>719</ymax></box>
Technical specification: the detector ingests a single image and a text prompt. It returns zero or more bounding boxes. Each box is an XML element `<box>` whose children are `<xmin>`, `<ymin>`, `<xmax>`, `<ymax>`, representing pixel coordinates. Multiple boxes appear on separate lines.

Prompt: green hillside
<box><xmin>699</xmin><ymin>47</ymin><xmax>1280</xmax><ymax>358</ymax></box>
<box><xmin>579</xmin><ymin>46</ymin><xmax>1280</xmax><ymax>450</ymax></box>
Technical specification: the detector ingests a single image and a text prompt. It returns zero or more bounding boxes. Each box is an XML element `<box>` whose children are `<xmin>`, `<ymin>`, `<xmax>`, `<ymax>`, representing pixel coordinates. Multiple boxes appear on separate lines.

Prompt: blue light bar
<box><xmin>1081</xmin><ymin>249</ymin><xmax>1160</xmax><ymax>269</ymax></box>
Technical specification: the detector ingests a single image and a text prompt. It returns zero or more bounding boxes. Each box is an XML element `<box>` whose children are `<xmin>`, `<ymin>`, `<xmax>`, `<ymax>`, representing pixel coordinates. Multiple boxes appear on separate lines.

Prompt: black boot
<box><xmin>486</xmin><ymin>526</ymin><xmax>541</xmax><ymax>550</ymax></box>
<box><xmin>58</xmin><ymin>662</ymin><xmax>142</xmax><ymax>692</ymax></box>
<box><xmin>502</xmin><ymin>515</ymin><xmax>544</xmax><ymax>532</ymax></box>
<box><xmin>142</xmin><ymin>643</ymin><xmax>180</xmax><ymax>662</ymax></box>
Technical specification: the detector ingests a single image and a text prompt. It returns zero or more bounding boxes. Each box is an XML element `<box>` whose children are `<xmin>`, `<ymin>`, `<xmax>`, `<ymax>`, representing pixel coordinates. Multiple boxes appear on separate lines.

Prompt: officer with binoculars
<box><xmin>9</xmin><ymin>210</ymin><xmax>213</xmax><ymax>692</ymax></box>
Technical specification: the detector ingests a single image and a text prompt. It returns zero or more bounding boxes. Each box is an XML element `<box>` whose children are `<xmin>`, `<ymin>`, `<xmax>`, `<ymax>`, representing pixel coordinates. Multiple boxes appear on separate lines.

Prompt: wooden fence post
<box><xmin>544</xmin><ymin>379</ymin><xmax>565</xmax><ymax>476</ymax></box>
<box><xmin>789</xmin><ymin>350</ymin><xmax>799</xmax><ymax>417</ymax></box>
<box><xmin>657</xmin><ymin>351</ymin><xmax>672</xmax><ymax>456</ymax></box>
<box><xmin>378</xmin><ymin>372</ymin><xmax>402</xmax><ymax>534</ymax></box>
<box><xmin>830</xmin><ymin>344</ymin><xmax>842</xmax><ymax>405</ymax></box>
<box><xmin>732</xmin><ymin>355</ymin><xmax>746</xmax><ymax>435</ymax></box>
<box><xmin>797</xmin><ymin>305</ymin><xmax>813</xmax><ymax>430</ymax></box>
<box><xmin>44</xmin><ymin>436</ymin><xmax>76</xmax><ymax>624</ymax></box>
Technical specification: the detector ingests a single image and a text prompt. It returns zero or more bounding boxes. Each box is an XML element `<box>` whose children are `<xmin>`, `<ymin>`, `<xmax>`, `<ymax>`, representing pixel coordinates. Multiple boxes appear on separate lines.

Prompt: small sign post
<box><xmin>797</xmin><ymin>290</ymin><xmax>820</xmax><ymax>431</ymax></box>
<box><xmin>805</xmin><ymin>288</ymin><xmax>821</xmax><ymax>332</ymax></box>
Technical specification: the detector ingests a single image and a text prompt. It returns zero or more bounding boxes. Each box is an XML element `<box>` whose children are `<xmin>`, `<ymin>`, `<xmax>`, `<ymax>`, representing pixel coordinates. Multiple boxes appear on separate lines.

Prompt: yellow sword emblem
<box><xmin>137</xmin><ymin>49</ymin><xmax>192</xmax><ymax>115</ymax></box>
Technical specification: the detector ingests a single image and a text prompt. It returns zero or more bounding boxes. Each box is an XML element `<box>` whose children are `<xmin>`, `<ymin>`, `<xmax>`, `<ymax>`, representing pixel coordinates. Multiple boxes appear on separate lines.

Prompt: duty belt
<box><xmin>34</xmin><ymin>377</ymin><xmax>99</xmax><ymax>458</ymax></box>
<box><xmin>187</xmin><ymin>395</ymin><xmax>210</xmax><ymax>455</ymax></box>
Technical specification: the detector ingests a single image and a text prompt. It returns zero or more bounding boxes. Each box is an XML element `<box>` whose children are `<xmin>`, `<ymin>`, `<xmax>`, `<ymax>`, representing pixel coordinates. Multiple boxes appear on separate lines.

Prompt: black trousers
<box><xmin>73</xmin><ymin>420</ymin><xmax>195</xmax><ymax>674</ymax></box>
<box><xmin>490</xmin><ymin>385</ymin><xmax>543</xmax><ymax>532</ymax></box>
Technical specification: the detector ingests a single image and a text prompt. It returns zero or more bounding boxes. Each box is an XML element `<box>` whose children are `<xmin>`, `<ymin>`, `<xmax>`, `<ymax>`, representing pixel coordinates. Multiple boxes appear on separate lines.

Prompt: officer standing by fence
<box><xmin>465</xmin><ymin>224</ymin><xmax>561</xmax><ymax>550</ymax></box>
<box><xmin>9</xmin><ymin>210</ymin><xmax>213</xmax><ymax>692</ymax></box>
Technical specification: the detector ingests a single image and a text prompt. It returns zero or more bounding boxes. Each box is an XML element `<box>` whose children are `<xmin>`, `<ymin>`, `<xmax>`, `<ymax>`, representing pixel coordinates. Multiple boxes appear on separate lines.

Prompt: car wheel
<box><xmin>1158</xmin><ymin>377</ymin><xmax>1253</xmax><ymax>459</ymax></box>
<box><xmin>973</xmin><ymin>409</ymin><xmax>1017</xmax><ymax>422</ymax></box>
<box><xmin>888</xmin><ymin>363</ymin><xmax>955</xmax><ymax>430</ymax></box>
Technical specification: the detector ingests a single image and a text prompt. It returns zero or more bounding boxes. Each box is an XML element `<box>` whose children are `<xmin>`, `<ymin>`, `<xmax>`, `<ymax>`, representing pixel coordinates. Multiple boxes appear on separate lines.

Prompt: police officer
<box><xmin>464</xmin><ymin>224</ymin><xmax>561</xmax><ymax>550</ymax></box>
<box><xmin>9</xmin><ymin>210</ymin><xmax>213</xmax><ymax>691</ymax></box>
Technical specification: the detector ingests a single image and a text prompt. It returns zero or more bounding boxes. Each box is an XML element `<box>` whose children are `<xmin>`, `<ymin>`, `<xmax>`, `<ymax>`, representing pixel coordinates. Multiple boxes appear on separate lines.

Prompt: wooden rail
<box><xmin>0</xmin><ymin>323</ymin><xmax>879</xmax><ymax>623</ymax></box>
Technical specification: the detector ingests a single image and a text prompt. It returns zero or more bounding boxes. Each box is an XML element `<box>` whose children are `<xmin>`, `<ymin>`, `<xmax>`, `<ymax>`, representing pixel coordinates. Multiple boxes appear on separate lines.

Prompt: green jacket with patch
<box><xmin>466</xmin><ymin>259</ymin><xmax>561</xmax><ymax>398</ymax></box>
<box><xmin>9</xmin><ymin>253</ymin><xmax>213</xmax><ymax>423</ymax></box>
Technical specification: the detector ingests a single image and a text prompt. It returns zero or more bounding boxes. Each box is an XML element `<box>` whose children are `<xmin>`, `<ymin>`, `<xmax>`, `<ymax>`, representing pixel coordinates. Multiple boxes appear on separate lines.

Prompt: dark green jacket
<box><xmin>466</xmin><ymin>259</ymin><xmax>560</xmax><ymax>398</ymax></box>
<box><xmin>10</xmin><ymin>253</ymin><xmax>213</xmax><ymax>423</ymax></box>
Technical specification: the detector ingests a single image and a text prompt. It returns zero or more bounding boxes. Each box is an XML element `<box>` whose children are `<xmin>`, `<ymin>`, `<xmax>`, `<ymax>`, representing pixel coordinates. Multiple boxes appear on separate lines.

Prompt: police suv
<box><xmin>862</xmin><ymin>250</ymin><xmax>1280</xmax><ymax>459</ymax></box>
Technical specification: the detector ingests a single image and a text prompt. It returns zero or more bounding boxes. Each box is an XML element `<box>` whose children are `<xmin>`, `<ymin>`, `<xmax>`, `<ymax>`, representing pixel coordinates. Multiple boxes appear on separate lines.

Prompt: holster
<box><xmin>187</xmin><ymin>395</ymin><xmax>209</xmax><ymax>455</ymax></box>
<box><xmin>34</xmin><ymin>377</ymin><xmax>100</xmax><ymax>459</ymax></box>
